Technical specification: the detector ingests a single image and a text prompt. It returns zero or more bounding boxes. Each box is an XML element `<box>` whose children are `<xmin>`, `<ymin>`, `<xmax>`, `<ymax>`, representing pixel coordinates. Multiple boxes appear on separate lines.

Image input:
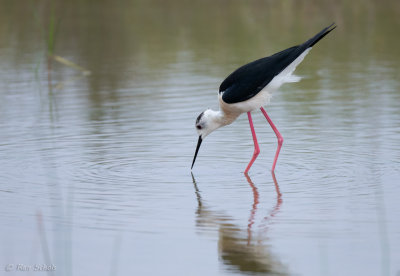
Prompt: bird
<box><xmin>191</xmin><ymin>23</ymin><xmax>336</xmax><ymax>173</ymax></box>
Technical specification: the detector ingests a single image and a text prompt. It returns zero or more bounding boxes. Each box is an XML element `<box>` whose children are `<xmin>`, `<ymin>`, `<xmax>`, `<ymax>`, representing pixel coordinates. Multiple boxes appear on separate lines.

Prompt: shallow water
<box><xmin>1</xmin><ymin>1</ymin><xmax>400</xmax><ymax>275</ymax></box>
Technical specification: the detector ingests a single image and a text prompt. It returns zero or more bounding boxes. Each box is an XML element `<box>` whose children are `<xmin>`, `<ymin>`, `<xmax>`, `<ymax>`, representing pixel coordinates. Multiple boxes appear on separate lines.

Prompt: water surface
<box><xmin>1</xmin><ymin>1</ymin><xmax>400</xmax><ymax>275</ymax></box>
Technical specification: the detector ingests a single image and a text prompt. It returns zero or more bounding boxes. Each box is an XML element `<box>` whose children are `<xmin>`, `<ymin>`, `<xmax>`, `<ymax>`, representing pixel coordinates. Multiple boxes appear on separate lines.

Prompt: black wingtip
<box><xmin>327</xmin><ymin>22</ymin><xmax>336</xmax><ymax>29</ymax></box>
<box><xmin>308</xmin><ymin>23</ymin><xmax>337</xmax><ymax>48</ymax></box>
<box><xmin>327</xmin><ymin>22</ymin><xmax>337</xmax><ymax>32</ymax></box>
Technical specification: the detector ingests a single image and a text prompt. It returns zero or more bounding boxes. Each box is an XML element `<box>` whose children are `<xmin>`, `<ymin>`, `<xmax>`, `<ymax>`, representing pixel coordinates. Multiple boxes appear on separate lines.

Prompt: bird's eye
<box><xmin>196</xmin><ymin>125</ymin><xmax>202</xmax><ymax>130</ymax></box>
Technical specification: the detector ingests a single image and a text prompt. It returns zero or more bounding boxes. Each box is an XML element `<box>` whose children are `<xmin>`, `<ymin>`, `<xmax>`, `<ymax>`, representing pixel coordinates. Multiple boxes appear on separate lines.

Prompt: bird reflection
<box><xmin>191</xmin><ymin>173</ymin><xmax>287</xmax><ymax>275</ymax></box>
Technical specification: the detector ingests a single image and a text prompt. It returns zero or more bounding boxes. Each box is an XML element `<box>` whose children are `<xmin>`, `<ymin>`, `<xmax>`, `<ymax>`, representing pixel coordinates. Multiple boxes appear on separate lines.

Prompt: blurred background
<box><xmin>0</xmin><ymin>0</ymin><xmax>399</xmax><ymax>275</ymax></box>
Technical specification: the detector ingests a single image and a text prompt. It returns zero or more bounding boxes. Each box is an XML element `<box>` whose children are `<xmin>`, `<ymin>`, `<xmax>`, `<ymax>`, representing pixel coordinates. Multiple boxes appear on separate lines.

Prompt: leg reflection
<box><xmin>244</xmin><ymin>173</ymin><xmax>259</xmax><ymax>245</ymax></box>
<box><xmin>245</xmin><ymin>172</ymin><xmax>283</xmax><ymax>243</ymax></box>
<box><xmin>259</xmin><ymin>172</ymin><xmax>283</xmax><ymax>233</ymax></box>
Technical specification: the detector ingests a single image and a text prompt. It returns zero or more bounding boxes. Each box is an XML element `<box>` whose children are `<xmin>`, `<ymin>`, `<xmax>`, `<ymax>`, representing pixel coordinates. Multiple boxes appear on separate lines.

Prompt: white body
<box><xmin>196</xmin><ymin>48</ymin><xmax>311</xmax><ymax>139</ymax></box>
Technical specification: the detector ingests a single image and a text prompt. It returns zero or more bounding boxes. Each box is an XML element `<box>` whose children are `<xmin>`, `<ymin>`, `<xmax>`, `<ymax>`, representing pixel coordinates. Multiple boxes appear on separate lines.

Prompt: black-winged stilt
<box><xmin>191</xmin><ymin>24</ymin><xmax>336</xmax><ymax>173</ymax></box>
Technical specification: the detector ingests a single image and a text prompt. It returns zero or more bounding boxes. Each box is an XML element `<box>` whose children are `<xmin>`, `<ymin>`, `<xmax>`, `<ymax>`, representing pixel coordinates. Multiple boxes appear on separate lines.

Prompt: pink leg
<box><xmin>260</xmin><ymin>107</ymin><xmax>283</xmax><ymax>172</ymax></box>
<box><xmin>244</xmin><ymin>112</ymin><xmax>260</xmax><ymax>174</ymax></box>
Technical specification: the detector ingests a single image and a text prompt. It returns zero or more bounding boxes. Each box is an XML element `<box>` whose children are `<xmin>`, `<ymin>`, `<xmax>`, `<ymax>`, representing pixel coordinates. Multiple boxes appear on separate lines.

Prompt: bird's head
<box><xmin>191</xmin><ymin>109</ymin><xmax>224</xmax><ymax>169</ymax></box>
<box><xmin>195</xmin><ymin>109</ymin><xmax>222</xmax><ymax>139</ymax></box>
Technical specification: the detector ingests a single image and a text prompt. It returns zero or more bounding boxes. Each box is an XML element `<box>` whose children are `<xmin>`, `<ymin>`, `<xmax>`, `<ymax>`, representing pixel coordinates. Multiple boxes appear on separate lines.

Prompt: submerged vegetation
<box><xmin>30</xmin><ymin>0</ymin><xmax>91</xmax><ymax>93</ymax></box>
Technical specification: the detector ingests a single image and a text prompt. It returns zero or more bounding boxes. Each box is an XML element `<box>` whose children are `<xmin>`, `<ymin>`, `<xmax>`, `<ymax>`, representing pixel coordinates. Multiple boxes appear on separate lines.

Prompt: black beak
<box><xmin>191</xmin><ymin>136</ymin><xmax>202</xmax><ymax>170</ymax></box>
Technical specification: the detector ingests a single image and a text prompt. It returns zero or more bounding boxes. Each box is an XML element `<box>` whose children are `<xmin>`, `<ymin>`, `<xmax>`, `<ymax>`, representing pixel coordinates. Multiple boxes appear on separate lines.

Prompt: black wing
<box><xmin>219</xmin><ymin>23</ymin><xmax>336</xmax><ymax>104</ymax></box>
